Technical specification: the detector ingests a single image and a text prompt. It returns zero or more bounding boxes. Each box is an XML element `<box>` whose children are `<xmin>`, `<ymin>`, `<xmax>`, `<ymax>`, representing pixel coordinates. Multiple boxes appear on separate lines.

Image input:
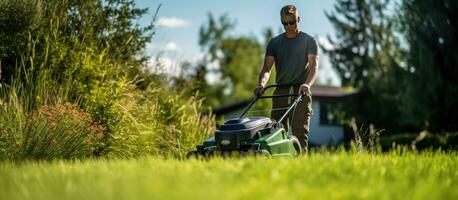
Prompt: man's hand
<box><xmin>253</xmin><ymin>86</ymin><xmax>265</xmax><ymax>96</ymax></box>
<box><xmin>299</xmin><ymin>84</ymin><xmax>310</xmax><ymax>94</ymax></box>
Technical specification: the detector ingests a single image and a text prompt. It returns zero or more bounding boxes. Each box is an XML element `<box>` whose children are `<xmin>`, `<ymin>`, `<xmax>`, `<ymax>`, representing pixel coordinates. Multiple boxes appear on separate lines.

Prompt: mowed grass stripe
<box><xmin>0</xmin><ymin>152</ymin><xmax>457</xmax><ymax>200</ymax></box>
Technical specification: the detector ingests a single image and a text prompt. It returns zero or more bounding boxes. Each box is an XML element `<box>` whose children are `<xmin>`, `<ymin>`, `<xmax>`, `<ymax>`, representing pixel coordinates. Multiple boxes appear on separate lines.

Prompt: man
<box><xmin>253</xmin><ymin>5</ymin><xmax>319</xmax><ymax>152</ymax></box>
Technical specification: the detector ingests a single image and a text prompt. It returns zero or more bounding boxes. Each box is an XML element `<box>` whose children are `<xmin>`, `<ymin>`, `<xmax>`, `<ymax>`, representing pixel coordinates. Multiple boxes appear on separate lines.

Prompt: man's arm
<box><xmin>258</xmin><ymin>56</ymin><xmax>275</xmax><ymax>87</ymax></box>
<box><xmin>299</xmin><ymin>54</ymin><xmax>319</xmax><ymax>93</ymax></box>
<box><xmin>253</xmin><ymin>56</ymin><xmax>275</xmax><ymax>95</ymax></box>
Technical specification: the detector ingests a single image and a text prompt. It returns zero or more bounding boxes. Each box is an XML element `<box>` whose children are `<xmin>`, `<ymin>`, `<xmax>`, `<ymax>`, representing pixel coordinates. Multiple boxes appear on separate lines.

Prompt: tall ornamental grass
<box><xmin>107</xmin><ymin>84</ymin><xmax>215</xmax><ymax>159</ymax></box>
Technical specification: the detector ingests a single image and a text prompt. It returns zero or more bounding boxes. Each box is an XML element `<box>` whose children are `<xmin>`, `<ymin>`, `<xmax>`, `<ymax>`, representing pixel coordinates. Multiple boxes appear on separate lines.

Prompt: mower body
<box><xmin>189</xmin><ymin>117</ymin><xmax>299</xmax><ymax>158</ymax></box>
<box><xmin>187</xmin><ymin>84</ymin><xmax>305</xmax><ymax>158</ymax></box>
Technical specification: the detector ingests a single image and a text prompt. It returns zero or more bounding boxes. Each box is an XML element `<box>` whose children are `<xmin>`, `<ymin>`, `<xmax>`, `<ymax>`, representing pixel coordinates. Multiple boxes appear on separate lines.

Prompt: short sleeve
<box><xmin>307</xmin><ymin>36</ymin><xmax>319</xmax><ymax>56</ymax></box>
<box><xmin>265</xmin><ymin>39</ymin><xmax>276</xmax><ymax>57</ymax></box>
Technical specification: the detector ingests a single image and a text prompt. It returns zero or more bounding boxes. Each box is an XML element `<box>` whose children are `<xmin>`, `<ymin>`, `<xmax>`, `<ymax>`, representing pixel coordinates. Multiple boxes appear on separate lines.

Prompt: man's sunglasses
<box><xmin>281</xmin><ymin>19</ymin><xmax>297</xmax><ymax>26</ymax></box>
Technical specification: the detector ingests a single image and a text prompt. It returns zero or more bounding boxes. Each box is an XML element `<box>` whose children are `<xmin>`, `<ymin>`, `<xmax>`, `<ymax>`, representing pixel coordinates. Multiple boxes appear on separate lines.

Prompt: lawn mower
<box><xmin>187</xmin><ymin>84</ymin><xmax>307</xmax><ymax>158</ymax></box>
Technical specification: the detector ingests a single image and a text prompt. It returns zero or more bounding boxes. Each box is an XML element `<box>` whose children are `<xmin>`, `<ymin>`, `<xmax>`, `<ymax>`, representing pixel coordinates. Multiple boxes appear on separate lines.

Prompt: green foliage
<box><xmin>326</xmin><ymin>0</ymin><xmax>402</xmax><ymax>87</ymax></box>
<box><xmin>5</xmin><ymin>21</ymin><xmax>128</xmax><ymax>155</ymax></box>
<box><xmin>0</xmin><ymin>58</ymin><xmax>214</xmax><ymax>161</ymax></box>
<box><xmin>20</xmin><ymin>103</ymin><xmax>104</xmax><ymax>160</ymax></box>
<box><xmin>0</xmin><ymin>101</ymin><xmax>104</xmax><ymax>160</ymax></box>
<box><xmin>0</xmin><ymin>52</ymin><xmax>105</xmax><ymax>160</ymax></box>
<box><xmin>0</xmin><ymin>0</ymin><xmax>41</xmax><ymax>61</ymax></box>
<box><xmin>1</xmin><ymin>0</ymin><xmax>156</xmax><ymax>84</ymax></box>
<box><xmin>325</xmin><ymin>0</ymin><xmax>409</xmax><ymax>131</ymax></box>
<box><xmin>0</xmin><ymin>0</ymin><xmax>149</xmax><ymax>119</ymax></box>
<box><xmin>1</xmin><ymin>152</ymin><xmax>457</xmax><ymax>200</ymax></box>
<box><xmin>380</xmin><ymin>132</ymin><xmax>458</xmax><ymax>151</ymax></box>
<box><xmin>0</xmin><ymin>0</ymin><xmax>216</xmax><ymax>161</ymax></box>
<box><xmin>198</xmin><ymin>13</ymin><xmax>235</xmax><ymax>63</ymax></box>
<box><xmin>398</xmin><ymin>0</ymin><xmax>458</xmax><ymax>131</ymax></box>
<box><xmin>347</xmin><ymin>118</ymin><xmax>384</xmax><ymax>153</ymax></box>
<box><xmin>181</xmin><ymin>13</ymin><xmax>275</xmax><ymax>118</ymax></box>
<box><xmin>326</xmin><ymin>0</ymin><xmax>458</xmax><ymax>132</ymax></box>
<box><xmin>39</xmin><ymin>0</ymin><xmax>156</xmax><ymax>79</ymax></box>
<box><xmin>106</xmin><ymin>85</ymin><xmax>215</xmax><ymax>158</ymax></box>
<box><xmin>219</xmin><ymin>37</ymin><xmax>264</xmax><ymax>101</ymax></box>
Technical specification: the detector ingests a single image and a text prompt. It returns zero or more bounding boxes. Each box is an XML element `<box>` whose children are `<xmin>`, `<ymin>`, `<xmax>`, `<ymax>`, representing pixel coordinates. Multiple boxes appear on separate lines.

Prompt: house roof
<box><xmin>311</xmin><ymin>85</ymin><xmax>360</xmax><ymax>102</ymax></box>
<box><xmin>311</xmin><ymin>85</ymin><xmax>354</xmax><ymax>98</ymax></box>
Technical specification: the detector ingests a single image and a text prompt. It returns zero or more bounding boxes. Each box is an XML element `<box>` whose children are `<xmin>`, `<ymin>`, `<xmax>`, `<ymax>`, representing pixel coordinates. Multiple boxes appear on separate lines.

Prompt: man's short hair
<box><xmin>280</xmin><ymin>5</ymin><xmax>298</xmax><ymax>17</ymax></box>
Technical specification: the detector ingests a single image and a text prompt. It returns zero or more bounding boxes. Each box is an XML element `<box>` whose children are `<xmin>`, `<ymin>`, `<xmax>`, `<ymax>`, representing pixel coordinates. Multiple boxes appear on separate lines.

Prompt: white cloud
<box><xmin>145</xmin><ymin>41</ymin><xmax>181</xmax><ymax>53</ymax></box>
<box><xmin>164</xmin><ymin>42</ymin><xmax>179</xmax><ymax>51</ymax></box>
<box><xmin>155</xmin><ymin>17</ymin><xmax>190</xmax><ymax>28</ymax></box>
<box><xmin>147</xmin><ymin>56</ymin><xmax>181</xmax><ymax>77</ymax></box>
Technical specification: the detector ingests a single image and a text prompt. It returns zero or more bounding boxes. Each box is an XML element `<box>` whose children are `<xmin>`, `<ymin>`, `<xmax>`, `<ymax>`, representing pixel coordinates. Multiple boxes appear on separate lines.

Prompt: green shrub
<box><xmin>0</xmin><ymin>102</ymin><xmax>104</xmax><ymax>160</ymax></box>
<box><xmin>106</xmin><ymin>85</ymin><xmax>215</xmax><ymax>159</ymax></box>
<box><xmin>21</xmin><ymin>103</ymin><xmax>104</xmax><ymax>160</ymax></box>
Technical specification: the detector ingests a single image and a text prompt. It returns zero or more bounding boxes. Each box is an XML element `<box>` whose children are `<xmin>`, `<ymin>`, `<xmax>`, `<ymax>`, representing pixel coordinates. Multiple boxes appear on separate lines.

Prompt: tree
<box><xmin>0</xmin><ymin>0</ymin><xmax>158</xmax><ymax>85</ymax></box>
<box><xmin>192</xmin><ymin>13</ymin><xmax>270</xmax><ymax>109</ymax></box>
<box><xmin>325</xmin><ymin>0</ymin><xmax>405</xmax><ymax>131</ymax></box>
<box><xmin>399</xmin><ymin>0</ymin><xmax>458</xmax><ymax>131</ymax></box>
<box><xmin>0</xmin><ymin>0</ymin><xmax>42</xmax><ymax>80</ymax></box>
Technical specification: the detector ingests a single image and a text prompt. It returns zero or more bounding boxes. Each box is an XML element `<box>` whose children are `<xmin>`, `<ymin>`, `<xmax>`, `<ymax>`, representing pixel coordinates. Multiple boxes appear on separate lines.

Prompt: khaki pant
<box><xmin>271</xmin><ymin>86</ymin><xmax>313</xmax><ymax>151</ymax></box>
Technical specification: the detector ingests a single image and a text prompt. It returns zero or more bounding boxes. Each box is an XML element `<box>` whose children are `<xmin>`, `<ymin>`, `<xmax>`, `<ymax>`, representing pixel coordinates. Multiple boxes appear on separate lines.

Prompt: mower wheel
<box><xmin>186</xmin><ymin>151</ymin><xmax>199</xmax><ymax>159</ymax></box>
<box><xmin>204</xmin><ymin>150</ymin><xmax>215</xmax><ymax>158</ymax></box>
<box><xmin>255</xmin><ymin>150</ymin><xmax>271</xmax><ymax>158</ymax></box>
<box><xmin>239</xmin><ymin>150</ymin><xmax>251</xmax><ymax>158</ymax></box>
<box><xmin>221</xmin><ymin>151</ymin><xmax>232</xmax><ymax>158</ymax></box>
<box><xmin>291</xmin><ymin>137</ymin><xmax>302</xmax><ymax>156</ymax></box>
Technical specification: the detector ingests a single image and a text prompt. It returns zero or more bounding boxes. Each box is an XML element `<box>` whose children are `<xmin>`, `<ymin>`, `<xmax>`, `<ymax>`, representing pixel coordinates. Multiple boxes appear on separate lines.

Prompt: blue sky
<box><xmin>135</xmin><ymin>0</ymin><xmax>340</xmax><ymax>85</ymax></box>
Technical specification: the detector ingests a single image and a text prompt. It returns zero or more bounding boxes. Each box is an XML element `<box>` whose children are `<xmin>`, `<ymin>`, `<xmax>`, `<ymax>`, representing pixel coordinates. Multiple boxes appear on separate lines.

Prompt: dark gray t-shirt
<box><xmin>266</xmin><ymin>32</ymin><xmax>319</xmax><ymax>85</ymax></box>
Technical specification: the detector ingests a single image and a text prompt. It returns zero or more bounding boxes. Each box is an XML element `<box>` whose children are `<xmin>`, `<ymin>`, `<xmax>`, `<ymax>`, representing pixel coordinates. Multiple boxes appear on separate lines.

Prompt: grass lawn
<box><xmin>1</xmin><ymin>151</ymin><xmax>457</xmax><ymax>200</ymax></box>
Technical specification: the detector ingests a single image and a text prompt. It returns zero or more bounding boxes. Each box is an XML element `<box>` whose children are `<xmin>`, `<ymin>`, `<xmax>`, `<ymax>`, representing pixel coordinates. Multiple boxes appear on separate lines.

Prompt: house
<box><xmin>308</xmin><ymin>85</ymin><xmax>356</xmax><ymax>146</ymax></box>
<box><xmin>212</xmin><ymin>85</ymin><xmax>358</xmax><ymax>146</ymax></box>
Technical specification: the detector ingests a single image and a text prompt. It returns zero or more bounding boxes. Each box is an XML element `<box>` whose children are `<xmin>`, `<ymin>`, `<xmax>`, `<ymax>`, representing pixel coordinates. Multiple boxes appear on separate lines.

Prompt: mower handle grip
<box><xmin>262</xmin><ymin>84</ymin><xmax>301</xmax><ymax>91</ymax></box>
<box><xmin>256</xmin><ymin>84</ymin><xmax>311</xmax><ymax>98</ymax></box>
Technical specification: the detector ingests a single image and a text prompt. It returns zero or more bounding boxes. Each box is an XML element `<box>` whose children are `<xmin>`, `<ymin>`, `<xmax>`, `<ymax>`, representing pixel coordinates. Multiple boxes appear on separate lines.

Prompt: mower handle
<box><xmin>255</xmin><ymin>84</ymin><xmax>310</xmax><ymax>98</ymax></box>
<box><xmin>239</xmin><ymin>84</ymin><xmax>310</xmax><ymax>118</ymax></box>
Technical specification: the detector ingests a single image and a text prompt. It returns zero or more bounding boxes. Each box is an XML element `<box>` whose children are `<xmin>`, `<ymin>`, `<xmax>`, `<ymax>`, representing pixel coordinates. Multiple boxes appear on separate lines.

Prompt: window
<box><xmin>319</xmin><ymin>102</ymin><xmax>340</xmax><ymax>126</ymax></box>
